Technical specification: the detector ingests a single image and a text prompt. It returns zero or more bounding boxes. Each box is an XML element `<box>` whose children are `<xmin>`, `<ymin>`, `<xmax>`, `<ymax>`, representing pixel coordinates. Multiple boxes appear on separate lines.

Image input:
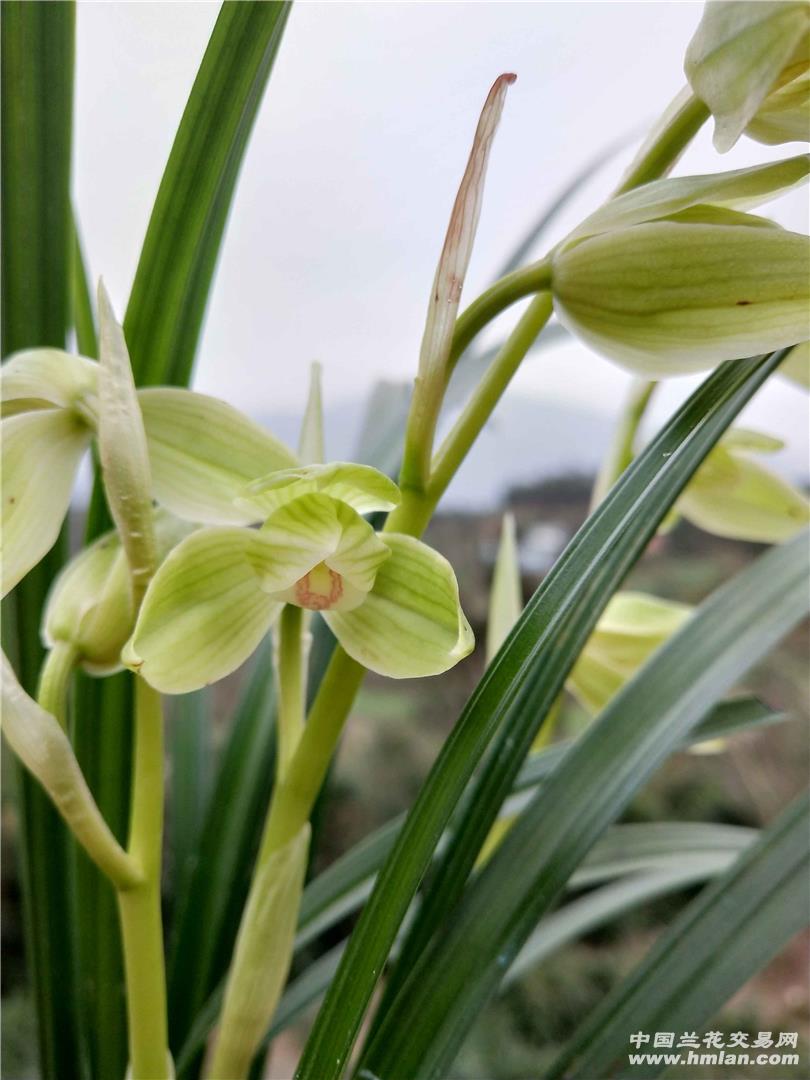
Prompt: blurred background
<box><xmin>3</xmin><ymin>3</ymin><xmax>809</xmax><ymax>1077</ymax></box>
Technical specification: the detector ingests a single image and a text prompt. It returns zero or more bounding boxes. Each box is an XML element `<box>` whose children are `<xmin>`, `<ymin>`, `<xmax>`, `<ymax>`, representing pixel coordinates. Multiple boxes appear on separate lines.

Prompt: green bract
<box><xmin>551</xmin><ymin>159</ymin><xmax>810</xmax><ymax>374</ymax></box>
<box><xmin>677</xmin><ymin>427</ymin><xmax>810</xmax><ymax>542</ymax></box>
<box><xmin>124</xmin><ymin>467</ymin><xmax>473</xmax><ymax>692</ymax></box>
<box><xmin>685</xmin><ymin>1</ymin><xmax>810</xmax><ymax>152</ymax></box>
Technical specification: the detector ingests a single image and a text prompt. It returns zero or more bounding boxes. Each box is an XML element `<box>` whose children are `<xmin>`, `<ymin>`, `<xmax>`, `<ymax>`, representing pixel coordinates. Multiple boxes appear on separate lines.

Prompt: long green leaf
<box><xmin>360</xmin><ymin>532</ymin><xmax>808</xmax><ymax>1079</ymax></box>
<box><xmin>295</xmin><ymin>349</ymin><xmax>789</xmax><ymax>1080</ymax></box>
<box><xmin>123</xmin><ymin>0</ymin><xmax>290</xmax><ymax>387</ymax></box>
<box><xmin>1</xmin><ymin>5</ymin><xmax>81</xmax><ymax>1078</ymax></box>
<box><xmin>173</xmin><ymin>698</ymin><xmax>777</xmax><ymax>1071</ymax></box>
<box><xmin>551</xmin><ymin>791</ymin><xmax>810</xmax><ymax>1080</ymax></box>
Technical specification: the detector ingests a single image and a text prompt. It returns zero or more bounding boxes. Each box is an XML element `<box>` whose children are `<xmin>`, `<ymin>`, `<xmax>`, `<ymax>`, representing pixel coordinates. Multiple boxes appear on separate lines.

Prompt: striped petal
<box><xmin>239</xmin><ymin>462</ymin><xmax>400</xmax><ymax>519</ymax></box>
<box><xmin>123</xmin><ymin>527</ymin><xmax>282</xmax><ymax>693</ymax></box>
<box><xmin>0</xmin><ymin>347</ymin><xmax>98</xmax><ymax>417</ymax></box>
<box><xmin>325</xmin><ymin>533</ymin><xmax>474</xmax><ymax>678</ymax></box>
<box><xmin>1</xmin><ymin>410</ymin><xmax>90</xmax><ymax>597</ymax></box>
<box><xmin>138</xmin><ymin>387</ymin><xmax>298</xmax><ymax>525</ymax></box>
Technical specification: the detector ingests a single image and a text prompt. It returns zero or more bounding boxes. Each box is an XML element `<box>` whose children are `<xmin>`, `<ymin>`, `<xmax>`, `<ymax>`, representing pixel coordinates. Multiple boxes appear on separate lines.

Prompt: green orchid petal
<box><xmin>0</xmin><ymin>347</ymin><xmax>98</xmax><ymax>418</ymax></box>
<box><xmin>324</xmin><ymin>533</ymin><xmax>474</xmax><ymax>678</ymax></box>
<box><xmin>137</xmin><ymin>387</ymin><xmax>298</xmax><ymax>525</ymax></box>
<box><xmin>240</xmin><ymin>461</ymin><xmax>401</xmax><ymax>519</ymax></box>
<box><xmin>568</xmin><ymin>591</ymin><xmax>691</xmax><ymax>714</ymax></box>
<box><xmin>685</xmin><ymin>1</ymin><xmax>810</xmax><ymax>152</ymax></box>
<box><xmin>678</xmin><ymin>443</ymin><xmax>810</xmax><ymax>543</ymax></box>
<box><xmin>780</xmin><ymin>341</ymin><xmax>810</xmax><ymax>388</ymax></box>
<box><xmin>124</xmin><ymin>527</ymin><xmax>282</xmax><ymax>693</ymax></box>
<box><xmin>568</xmin><ymin>154</ymin><xmax>810</xmax><ymax>243</ymax></box>
<box><xmin>552</xmin><ymin>213</ymin><xmax>810</xmax><ymax>375</ymax></box>
<box><xmin>1</xmin><ymin>409</ymin><xmax>90</xmax><ymax>597</ymax></box>
<box><xmin>97</xmin><ymin>282</ymin><xmax>157</xmax><ymax>604</ymax></box>
<box><xmin>259</xmin><ymin>493</ymin><xmax>389</xmax><ymax>609</ymax></box>
<box><xmin>244</xmin><ymin>460</ymin><xmax>403</xmax><ymax>518</ymax></box>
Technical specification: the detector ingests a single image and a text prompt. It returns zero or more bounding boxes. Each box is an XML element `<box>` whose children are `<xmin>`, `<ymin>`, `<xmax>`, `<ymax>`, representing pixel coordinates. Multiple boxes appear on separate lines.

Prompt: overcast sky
<box><xmin>74</xmin><ymin>1</ymin><xmax>808</xmax><ymax>471</ymax></box>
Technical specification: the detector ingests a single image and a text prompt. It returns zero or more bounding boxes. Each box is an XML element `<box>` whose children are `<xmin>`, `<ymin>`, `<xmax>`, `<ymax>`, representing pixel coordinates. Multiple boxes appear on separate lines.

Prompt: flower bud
<box><xmin>551</xmin><ymin>207</ymin><xmax>810</xmax><ymax>375</ymax></box>
<box><xmin>685</xmin><ymin>1</ymin><xmax>810</xmax><ymax>152</ymax></box>
<box><xmin>44</xmin><ymin>512</ymin><xmax>193</xmax><ymax>674</ymax></box>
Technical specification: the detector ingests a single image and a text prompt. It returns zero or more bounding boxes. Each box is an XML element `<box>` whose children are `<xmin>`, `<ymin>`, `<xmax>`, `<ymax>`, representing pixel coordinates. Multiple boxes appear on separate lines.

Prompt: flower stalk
<box><xmin>117</xmin><ymin>677</ymin><xmax>171</xmax><ymax>1080</ymax></box>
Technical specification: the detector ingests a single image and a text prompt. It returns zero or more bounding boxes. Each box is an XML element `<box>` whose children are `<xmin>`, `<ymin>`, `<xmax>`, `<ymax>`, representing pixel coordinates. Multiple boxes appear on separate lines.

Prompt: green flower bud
<box><xmin>43</xmin><ymin>512</ymin><xmax>194</xmax><ymax>674</ymax></box>
<box><xmin>552</xmin><ymin>205</ymin><xmax>810</xmax><ymax>375</ymax></box>
<box><xmin>685</xmin><ymin>1</ymin><xmax>810</xmax><ymax>152</ymax></box>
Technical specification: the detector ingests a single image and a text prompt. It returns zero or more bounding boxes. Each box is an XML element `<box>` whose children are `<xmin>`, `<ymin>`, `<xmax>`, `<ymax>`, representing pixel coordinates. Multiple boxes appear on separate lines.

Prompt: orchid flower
<box><xmin>123</xmin><ymin>461</ymin><xmax>474</xmax><ymax>692</ymax></box>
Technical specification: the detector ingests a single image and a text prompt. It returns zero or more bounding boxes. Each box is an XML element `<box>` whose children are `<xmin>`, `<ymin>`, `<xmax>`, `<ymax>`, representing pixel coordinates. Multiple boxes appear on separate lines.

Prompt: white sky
<box><xmin>75</xmin><ymin>1</ymin><xmax>809</xmax><ymax>465</ymax></box>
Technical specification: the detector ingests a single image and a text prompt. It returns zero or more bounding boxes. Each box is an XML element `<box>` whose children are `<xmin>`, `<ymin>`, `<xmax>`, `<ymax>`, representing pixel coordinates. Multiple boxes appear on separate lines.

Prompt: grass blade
<box><xmin>551</xmin><ymin>791</ymin><xmax>810</xmax><ymax>1079</ymax></box>
<box><xmin>123</xmin><ymin>0</ymin><xmax>291</xmax><ymax>387</ymax></box>
<box><xmin>1</xmin><ymin>4</ymin><xmax>81</xmax><ymax>1076</ymax></box>
<box><xmin>295</xmin><ymin>349</ymin><xmax>788</xmax><ymax>1080</ymax></box>
<box><xmin>360</xmin><ymin>531</ymin><xmax>808</xmax><ymax>1079</ymax></box>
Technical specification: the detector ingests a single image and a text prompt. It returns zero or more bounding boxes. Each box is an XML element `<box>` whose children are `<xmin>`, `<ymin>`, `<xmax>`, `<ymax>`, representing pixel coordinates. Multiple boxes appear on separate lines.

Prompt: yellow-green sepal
<box><xmin>137</xmin><ymin>387</ymin><xmax>299</xmax><ymax>525</ymax></box>
<box><xmin>684</xmin><ymin>1</ymin><xmax>810</xmax><ymax>152</ymax></box>
<box><xmin>567</xmin><ymin>155</ymin><xmax>809</xmax><ymax>244</ymax></box>
<box><xmin>551</xmin><ymin>209</ymin><xmax>810</xmax><ymax>375</ymax></box>
<box><xmin>239</xmin><ymin>462</ymin><xmax>401</xmax><ymax>519</ymax></box>
<box><xmin>0</xmin><ymin>347</ymin><xmax>98</xmax><ymax>418</ymax></box>
<box><xmin>677</xmin><ymin>431</ymin><xmax>810</xmax><ymax>543</ymax></box>
<box><xmin>568</xmin><ymin>591</ymin><xmax>692</xmax><ymax>714</ymax></box>
<box><xmin>123</xmin><ymin>527</ymin><xmax>283</xmax><ymax>694</ymax></box>
<box><xmin>1</xmin><ymin>409</ymin><xmax>91</xmax><ymax>597</ymax></box>
<box><xmin>325</xmin><ymin>533</ymin><xmax>474</xmax><ymax>678</ymax></box>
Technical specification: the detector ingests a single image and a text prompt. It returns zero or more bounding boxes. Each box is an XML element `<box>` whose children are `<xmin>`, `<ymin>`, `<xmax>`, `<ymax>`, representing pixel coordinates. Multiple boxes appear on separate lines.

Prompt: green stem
<box><xmin>590</xmin><ymin>380</ymin><xmax>658</xmax><ymax>510</ymax></box>
<box><xmin>399</xmin><ymin>260</ymin><xmax>553</xmax><ymax>496</ymax></box>
<box><xmin>36</xmin><ymin>641</ymin><xmax>78</xmax><ymax>730</ymax></box>
<box><xmin>117</xmin><ymin>678</ymin><xmax>170</xmax><ymax>1080</ymax></box>
<box><xmin>613</xmin><ymin>87</ymin><xmax>709</xmax><ymax>195</ymax></box>
<box><xmin>276</xmin><ymin>604</ymin><xmax>305</xmax><ymax>781</ymax></box>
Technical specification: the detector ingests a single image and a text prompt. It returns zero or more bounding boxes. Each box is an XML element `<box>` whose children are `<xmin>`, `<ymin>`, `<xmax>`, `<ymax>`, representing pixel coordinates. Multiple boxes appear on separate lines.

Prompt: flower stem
<box><xmin>117</xmin><ymin>677</ymin><xmax>170</xmax><ymax>1080</ymax></box>
<box><xmin>276</xmin><ymin>604</ymin><xmax>306</xmax><ymax>781</ymax></box>
<box><xmin>613</xmin><ymin>87</ymin><xmax>709</xmax><ymax>195</ymax></box>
